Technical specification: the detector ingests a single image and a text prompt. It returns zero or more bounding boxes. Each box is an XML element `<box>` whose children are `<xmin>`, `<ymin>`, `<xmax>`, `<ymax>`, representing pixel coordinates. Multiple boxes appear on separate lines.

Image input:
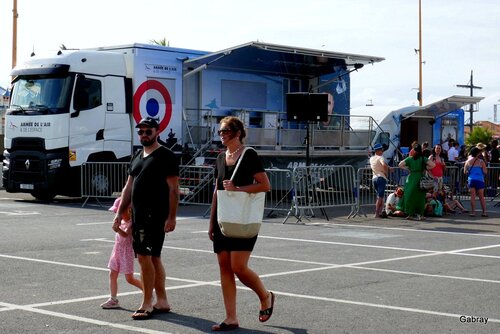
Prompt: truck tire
<box><xmin>31</xmin><ymin>191</ymin><xmax>56</xmax><ymax>202</ymax></box>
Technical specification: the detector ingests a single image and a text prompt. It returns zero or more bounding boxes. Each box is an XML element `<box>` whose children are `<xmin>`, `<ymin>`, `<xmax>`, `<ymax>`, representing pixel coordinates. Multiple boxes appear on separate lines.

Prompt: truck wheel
<box><xmin>91</xmin><ymin>172</ymin><xmax>111</xmax><ymax>197</ymax></box>
<box><xmin>31</xmin><ymin>191</ymin><xmax>56</xmax><ymax>202</ymax></box>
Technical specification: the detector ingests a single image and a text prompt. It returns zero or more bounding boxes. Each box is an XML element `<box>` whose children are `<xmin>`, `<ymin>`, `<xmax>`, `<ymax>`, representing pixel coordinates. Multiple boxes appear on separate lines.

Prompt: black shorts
<box><xmin>132</xmin><ymin>221</ymin><xmax>166</xmax><ymax>257</ymax></box>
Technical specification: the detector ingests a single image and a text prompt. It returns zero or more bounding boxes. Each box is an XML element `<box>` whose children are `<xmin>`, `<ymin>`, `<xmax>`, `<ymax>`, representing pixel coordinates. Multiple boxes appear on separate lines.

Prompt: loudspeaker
<box><xmin>286</xmin><ymin>93</ymin><xmax>328</xmax><ymax>122</ymax></box>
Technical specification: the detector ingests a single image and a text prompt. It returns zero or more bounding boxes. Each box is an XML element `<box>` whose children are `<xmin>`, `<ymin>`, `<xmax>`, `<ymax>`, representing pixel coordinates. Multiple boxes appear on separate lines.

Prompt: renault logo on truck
<box><xmin>25</xmin><ymin>159</ymin><xmax>30</xmax><ymax>170</ymax></box>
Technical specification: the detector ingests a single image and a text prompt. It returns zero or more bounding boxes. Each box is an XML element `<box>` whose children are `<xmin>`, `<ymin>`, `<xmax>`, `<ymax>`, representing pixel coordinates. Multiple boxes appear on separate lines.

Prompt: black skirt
<box><xmin>212</xmin><ymin>218</ymin><xmax>258</xmax><ymax>253</ymax></box>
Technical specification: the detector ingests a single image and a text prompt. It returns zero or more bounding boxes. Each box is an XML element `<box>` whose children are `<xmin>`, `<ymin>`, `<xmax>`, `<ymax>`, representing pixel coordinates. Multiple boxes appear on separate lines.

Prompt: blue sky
<box><xmin>1</xmin><ymin>0</ymin><xmax>499</xmax><ymax>122</ymax></box>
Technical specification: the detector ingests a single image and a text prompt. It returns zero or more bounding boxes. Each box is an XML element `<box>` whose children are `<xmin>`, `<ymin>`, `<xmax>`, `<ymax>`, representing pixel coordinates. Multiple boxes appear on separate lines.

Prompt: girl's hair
<box><xmin>469</xmin><ymin>147</ymin><xmax>480</xmax><ymax>158</ymax></box>
<box><xmin>412</xmin><ymin>143</ymin><xmax>422</xmax><ymax>159</ymax></box>
<box><xmin>220</xmin><ymin>116</ymin><xmax>246</xmax><ymax>141</ymax></box>
<box><xmin>431</xmin><ymin>144</ymin><xmax>443</xmax><ymax>158</ymax></box>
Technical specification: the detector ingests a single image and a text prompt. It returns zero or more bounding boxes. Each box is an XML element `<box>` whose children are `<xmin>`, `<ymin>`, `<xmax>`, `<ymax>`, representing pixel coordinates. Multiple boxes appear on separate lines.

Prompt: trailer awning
<box><xmin>183</xmin><ymin>41</ymin><xmax>384</xmax><ymax>78</ymax></box>
<box><xmin>403</xmin><ymin>95</ymin><xmax>484</xmax><ymax>119</ymax></box>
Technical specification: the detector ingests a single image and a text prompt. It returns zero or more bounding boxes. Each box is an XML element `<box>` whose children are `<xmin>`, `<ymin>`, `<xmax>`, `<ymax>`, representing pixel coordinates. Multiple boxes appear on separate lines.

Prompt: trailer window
<box><xmin>74</xmin><ymin>77</ymin><xmax>102</xmax><ymax>111</ymax></box>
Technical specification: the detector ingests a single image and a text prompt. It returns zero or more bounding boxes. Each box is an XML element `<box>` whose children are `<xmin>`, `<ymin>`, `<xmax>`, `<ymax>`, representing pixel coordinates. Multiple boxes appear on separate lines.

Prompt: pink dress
<box><xmin>107</xmin><ymin>219</ymin><xmax>135</xmax><ymax>274</ymax></box>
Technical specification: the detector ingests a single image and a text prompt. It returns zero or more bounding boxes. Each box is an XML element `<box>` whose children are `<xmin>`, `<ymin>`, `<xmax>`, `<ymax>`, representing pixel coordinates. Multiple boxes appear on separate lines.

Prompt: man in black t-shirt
<box><xmin>113</xmin><ymin>117</ymin><xmax>179</xmax><ymax>320</ymax></box>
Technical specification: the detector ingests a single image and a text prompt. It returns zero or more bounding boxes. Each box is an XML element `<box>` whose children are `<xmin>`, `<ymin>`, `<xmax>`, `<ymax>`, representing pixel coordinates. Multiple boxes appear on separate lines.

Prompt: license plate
<box><xmin>20</xmin><ymin>184</ymin><xmax>34</xmax><ymax>190</ymax></box>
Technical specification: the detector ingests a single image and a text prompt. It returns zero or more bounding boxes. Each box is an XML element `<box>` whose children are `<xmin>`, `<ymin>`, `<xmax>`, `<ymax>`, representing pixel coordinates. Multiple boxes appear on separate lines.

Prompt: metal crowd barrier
<box><xmin>283</xmin><ymin>165</ymin><xmax>357</xmax><ymax>223</ymax></box>
<box><xmin>82</xmin><ymin>161</ymin><xmax>498</xmax><ymax>217</ymax></box>
<box><xmin>455</xmin><ymin>165</ymin><xmax>500</xmax><ymax>205</ymax></box>
<box><xmin>81</xmin><ymin>162</ymin><xmax>129</xmax><ymax>207</ymax></box>
<box><xmin>264</xmin><ymin>168</ymin><xmax>294</xmax><ymax>216</ymax></box>
<box><xmin>80</xmin><ymin>162</ymin><xmax>217</xmax><ymax>208</ymax></box>
<box><xmin>179</xmin><ymin>165</ymin><xmax>215</xmax><ymax>206</ymax></box>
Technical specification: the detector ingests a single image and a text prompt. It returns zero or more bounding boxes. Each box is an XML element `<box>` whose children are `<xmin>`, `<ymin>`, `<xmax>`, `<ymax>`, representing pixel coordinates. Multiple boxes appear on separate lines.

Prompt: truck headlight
<box><xmin>48</xmin><ymin>158</ymin><xmax>62</xmax><ymax>170</ymax></box>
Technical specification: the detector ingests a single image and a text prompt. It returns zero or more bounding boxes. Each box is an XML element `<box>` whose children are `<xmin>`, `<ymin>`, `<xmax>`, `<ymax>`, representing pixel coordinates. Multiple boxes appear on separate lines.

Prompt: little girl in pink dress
<box><xmin>100</xmin><ymin>197</ymin><xmax>143</xmax><ymax>309</ymax></box>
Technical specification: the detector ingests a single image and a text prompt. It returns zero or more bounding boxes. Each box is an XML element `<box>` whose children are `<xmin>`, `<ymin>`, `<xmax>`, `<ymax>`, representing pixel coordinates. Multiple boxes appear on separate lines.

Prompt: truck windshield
<box><xmin>9</xmin><ymin>76</ymin><xmax>73</xmax><ymax>115</ymax></box>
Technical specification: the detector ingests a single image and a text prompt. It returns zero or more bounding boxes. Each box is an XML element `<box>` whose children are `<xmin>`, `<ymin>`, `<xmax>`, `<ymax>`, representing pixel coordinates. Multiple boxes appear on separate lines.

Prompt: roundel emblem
<box><xmin>133</xmin><ymin>80</ymin><xmax>172</xmax><ymax>132</ymax></box>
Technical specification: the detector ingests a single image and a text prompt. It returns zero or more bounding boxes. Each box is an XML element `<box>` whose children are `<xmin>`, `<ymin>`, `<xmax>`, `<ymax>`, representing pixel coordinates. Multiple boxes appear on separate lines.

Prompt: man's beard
<box><xmin>141</xmin><ymin>137</ymin><xmax>156</xmax><ymax>147</ymax></box>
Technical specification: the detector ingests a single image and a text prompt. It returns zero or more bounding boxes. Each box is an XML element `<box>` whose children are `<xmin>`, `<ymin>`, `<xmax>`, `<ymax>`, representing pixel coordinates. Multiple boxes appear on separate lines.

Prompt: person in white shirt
<box><xmin>370</xmin><ymin>143</ymin><xmax>389</xmax><ymax>218</ymax></box>
<box><xmin>385</xmin><ymin>187</ymin><xmax>405</xmax><ymax>216</ymax></box>
<box><xmin>447</xmin><ymin>142</ymin><xmax>459</xmax><ymax>164</ymax></box>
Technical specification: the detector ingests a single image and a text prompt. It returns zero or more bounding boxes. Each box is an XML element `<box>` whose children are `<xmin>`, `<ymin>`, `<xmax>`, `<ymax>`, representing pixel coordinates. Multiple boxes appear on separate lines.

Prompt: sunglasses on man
<box><xmin>137</xmin><ymin>129</ymin><xmax>154</xmax><ymax>136</ymax></box>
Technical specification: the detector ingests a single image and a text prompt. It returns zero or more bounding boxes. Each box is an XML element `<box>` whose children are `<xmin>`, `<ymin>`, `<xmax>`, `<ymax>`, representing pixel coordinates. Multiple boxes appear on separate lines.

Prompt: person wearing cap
<box><xmin>475</xmin><ymin>142</ymin><xmax>489</xmax><ymax>164</ymax></box>
<box><xmin>113</xmin><ymin>116</ymin><xmax>179</xmax><ymax>320</ymax></box>
<box><xmin>101</xmin><ymin>197</ymin><xmax>143</xmax><ymax>309</ymax></box>
<box><xmin>370</xmin><ymin>143</ymin><xmax>389</xmax><ymax>218</ymax></box>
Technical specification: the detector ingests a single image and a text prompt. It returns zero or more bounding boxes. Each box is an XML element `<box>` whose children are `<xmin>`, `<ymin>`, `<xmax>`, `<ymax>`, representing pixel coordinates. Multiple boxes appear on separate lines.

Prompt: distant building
<box><xmin>0</xmin><ymin>86</ymin><xmax>10</xmax><ymax>110</ymax></box>
<box><xmin>464</xmin><ymin>120</ymin><xmax>500</xmax><ymax>139</ymax></box>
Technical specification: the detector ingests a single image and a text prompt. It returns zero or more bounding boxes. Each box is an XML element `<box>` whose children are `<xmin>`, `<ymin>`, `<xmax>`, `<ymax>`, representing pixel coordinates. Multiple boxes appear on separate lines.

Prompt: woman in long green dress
<box><xmin>398</xmin><ymin>144</ymin><xmax>435</xmax><ymax>220</ymax></box>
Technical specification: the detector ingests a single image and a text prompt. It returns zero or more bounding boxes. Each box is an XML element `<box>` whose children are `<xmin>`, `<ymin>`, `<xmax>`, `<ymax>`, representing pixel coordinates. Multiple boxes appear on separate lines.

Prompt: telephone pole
<box><xmin>417</xmin><ymin>0</ymin><xmax>423</xmax><ymax>106</ymax></box>
<box><xmin>456</xmin><ymin>70</ymin><xmax>482</xmax><ymax>132</ymax></box>
<box><xmin>12</xmin><ymin>0</ymin><xmax>18</xmax><ymax>71</ymax></box>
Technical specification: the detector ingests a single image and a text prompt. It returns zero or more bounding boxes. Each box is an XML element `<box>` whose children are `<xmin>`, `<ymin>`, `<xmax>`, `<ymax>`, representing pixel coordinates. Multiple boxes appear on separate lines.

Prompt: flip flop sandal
<box><xmin>152</xmin><ymin>307</ymin><xmax>171</xmax><ymax>314</ymax></box>
<box><xmin>132</xmin><ymin>309</ymin><xmax>153</xmax><ymax>320</ymax></box>
<box><xmin>211</xmin><ymin>322</ymin><xmax>239</xmax><ymax>331</ymax></box>
<box><xmin>259</xmin><ymin>291</ymin><xmax>275</xmax><ymax>322</ymax></box>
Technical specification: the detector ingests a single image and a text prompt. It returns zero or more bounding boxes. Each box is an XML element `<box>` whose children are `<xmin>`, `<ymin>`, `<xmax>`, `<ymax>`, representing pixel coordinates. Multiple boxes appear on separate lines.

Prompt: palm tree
<box><xmin>150</xmin><ymin>38</ymin><xmax>170</xmax><ymax>46</ymax></box>
<box><xmin>466</xmin><ymin>126</ymin><xmax>493</xmax><ymax>147</ymax></box>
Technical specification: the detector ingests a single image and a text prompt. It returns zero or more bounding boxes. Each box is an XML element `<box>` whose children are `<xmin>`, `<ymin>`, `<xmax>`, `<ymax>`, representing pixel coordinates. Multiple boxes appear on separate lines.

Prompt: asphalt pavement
<box><xmin>1</xmin><ymin>191</ymin><xmax>499</xmax><ymax>333</ymax></box>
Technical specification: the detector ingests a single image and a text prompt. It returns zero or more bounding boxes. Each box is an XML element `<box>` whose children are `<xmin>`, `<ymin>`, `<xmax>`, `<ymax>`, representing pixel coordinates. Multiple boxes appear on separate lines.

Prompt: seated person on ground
<box><xmin>425</xmin><ymin>190</ymin><xmax>443</xmax><ymax>217</ymax></box>
<box><xmin>435</xmin><ymin>189</ymin><xmax>468</xmax><ymax>214</ymax></box>
<box><xmin>385</xmin><ymin>187</ymin><xmax>406</xmax><ymax>217</ymax></box>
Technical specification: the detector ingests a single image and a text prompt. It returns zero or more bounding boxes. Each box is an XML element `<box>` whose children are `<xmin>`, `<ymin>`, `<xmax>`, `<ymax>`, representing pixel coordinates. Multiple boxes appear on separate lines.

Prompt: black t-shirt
<box><xmin>129</xmin><ymin>146</ymin><xmax>179</xmax><ymax>222</ymax></box>
<box><xmin>213</xmin><ymin>147</ymin><xmax>265</xmax><ymax>253</ymax></box>
<box><xmin>215</xmin><ymin>148</ymin><xmax>265</xmax><ymax>189</ymax></box>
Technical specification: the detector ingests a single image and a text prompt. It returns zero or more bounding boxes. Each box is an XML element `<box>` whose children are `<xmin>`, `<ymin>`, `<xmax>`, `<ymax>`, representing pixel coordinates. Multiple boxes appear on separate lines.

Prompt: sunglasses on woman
<box><xmin>217</xmin><ymin>128</ymin><xmax>233</xmax><ymax>136</ymax></box>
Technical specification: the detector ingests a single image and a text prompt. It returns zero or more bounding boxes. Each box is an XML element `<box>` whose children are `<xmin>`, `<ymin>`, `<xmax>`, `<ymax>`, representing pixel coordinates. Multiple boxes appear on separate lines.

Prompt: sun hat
<box><xmin>109</xmin><ymin>197</ymin><xmax>121</xmax><ymax>213</ymax></box>
<box><xmin>373</xmin><ymin>143</ymin><xmax>383</xmax><ymax>151</ymax></box>
<box><xmin>475</xmin><ymin>142</ymin><xmax>486</xmax><ymax>150</ymax></box>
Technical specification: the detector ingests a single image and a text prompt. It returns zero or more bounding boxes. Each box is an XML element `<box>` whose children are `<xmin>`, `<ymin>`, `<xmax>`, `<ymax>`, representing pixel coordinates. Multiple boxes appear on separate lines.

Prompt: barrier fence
<box><xmin>81</xmin><ymin>162</ymin><xmax>129</xmax><ymax>207</ymax></box>
<box><xmin>80</xmin><ymin>162</ymin><xmax>499</xmax><ymax>213</ymax></box>
<box><xmin>283</xmin><ymin>165</ymin><xmax>357</xmax><ymax>223</ymax></box>
<box><xmin>455</xmin><ymin>166</ymin><xmax>500</xmax><ymax>205</ymax></box>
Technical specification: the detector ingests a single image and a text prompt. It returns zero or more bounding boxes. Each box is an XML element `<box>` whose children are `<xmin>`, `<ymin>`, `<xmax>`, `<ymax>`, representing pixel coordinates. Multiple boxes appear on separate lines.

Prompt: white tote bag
<box><xmin>217</xmin><ymin>147</ymin><xmax>266</xmax><ymax>238</ymax></box>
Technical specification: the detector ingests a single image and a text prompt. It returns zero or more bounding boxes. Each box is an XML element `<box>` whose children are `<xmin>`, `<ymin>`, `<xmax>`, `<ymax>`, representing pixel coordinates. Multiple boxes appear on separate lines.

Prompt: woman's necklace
<box><xmin>227</xmin><ymin>145</ymin><xmax>243</xmax><ymax>158</ymax></box>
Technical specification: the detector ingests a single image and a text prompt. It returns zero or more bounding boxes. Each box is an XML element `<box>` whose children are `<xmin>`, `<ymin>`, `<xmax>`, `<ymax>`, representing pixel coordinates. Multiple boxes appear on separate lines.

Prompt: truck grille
<box><xmin>8</xmin><ymin>138</ymin><xmax>47</xmax><ymax>183</ymax></box>
<box><xmin>10</xmin><ymin>156</ymin><xmax>45</xmax><ymax>182</ymax></box>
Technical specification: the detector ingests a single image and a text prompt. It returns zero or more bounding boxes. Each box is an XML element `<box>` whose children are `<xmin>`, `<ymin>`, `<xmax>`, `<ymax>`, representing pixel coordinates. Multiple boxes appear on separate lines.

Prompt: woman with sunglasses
<box><xmin>208</xmin><ymin>116</ymin><xmax>274</xmax><ymax>331</ymax></box>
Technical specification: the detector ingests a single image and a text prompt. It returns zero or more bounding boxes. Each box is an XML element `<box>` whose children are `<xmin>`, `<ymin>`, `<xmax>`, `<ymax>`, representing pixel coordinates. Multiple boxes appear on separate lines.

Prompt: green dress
<box><xmin>398</xmin><ymin>156</ymin><xmax>428</xmax><ymax>216</ymax></box>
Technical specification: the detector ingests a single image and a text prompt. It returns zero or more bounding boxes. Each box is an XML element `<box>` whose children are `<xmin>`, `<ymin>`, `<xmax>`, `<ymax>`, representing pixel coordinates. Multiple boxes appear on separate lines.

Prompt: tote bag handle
<box><xmin>229</xmin><ymin>147</ymin><xmax>254</xmax><ymax>182</ymax></box>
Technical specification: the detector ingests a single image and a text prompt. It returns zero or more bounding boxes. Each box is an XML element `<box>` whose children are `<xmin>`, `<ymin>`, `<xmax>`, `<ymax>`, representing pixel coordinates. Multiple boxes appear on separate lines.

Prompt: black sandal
<box><xmin>259</xmin><ymin>292</ymin><xmax>275</xmax><ymax>322</ymax></box>
<box><xmin>131</xmin><ymin>309</ymin><xmax>153</xmax><ymax>320</ymax></box>
<box><xmin>211</xmin><ymin>322</ymin><xmax>239</xmax><ymax>331</ymax></box>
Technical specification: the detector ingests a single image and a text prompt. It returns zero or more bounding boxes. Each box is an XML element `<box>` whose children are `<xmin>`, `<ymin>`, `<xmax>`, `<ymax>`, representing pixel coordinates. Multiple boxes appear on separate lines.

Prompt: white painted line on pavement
<box><xmin>2</xmin><ymin>249</ymin><xmax>500</xmax><ymax>327</ymax></box>
<box><xmin>76</xmin><ymin>216</ymin><xmax>196</xmax><ymax>226</ymax></box>
<box><xmin>0</xmin><ymin>301</ymin><xmax>174</xmax><ymax>334</ymax></box>
<box><xmin>306</xmin><ymin>221</ymin><xmax>500</xmax><ymax>238</ymax></box>
<box><xmin>260</xmin><ymin>290</ymin><xmax>500</xmax><ymax>324</ymax></box>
